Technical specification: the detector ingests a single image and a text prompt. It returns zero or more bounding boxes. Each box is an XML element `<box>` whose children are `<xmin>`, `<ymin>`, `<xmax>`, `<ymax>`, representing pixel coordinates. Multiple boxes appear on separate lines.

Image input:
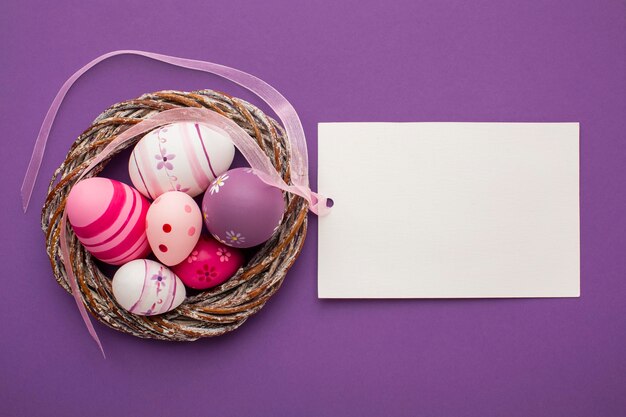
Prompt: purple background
<box><xmin>2</xmin><ymin>1</ymin><xmax>625</xmax><ymax>416</ymax></box>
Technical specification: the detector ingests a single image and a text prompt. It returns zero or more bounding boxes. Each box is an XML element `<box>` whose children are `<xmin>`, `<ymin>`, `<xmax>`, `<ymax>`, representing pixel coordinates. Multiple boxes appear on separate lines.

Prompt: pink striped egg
<box><xmin>112</xmin><ymin>259</ymin><xmax>185</xmax><ymax>316</ymax></box>
<box><xmin>129</xmin><ymin>122</ymin><xmax>235</xmax><ymax>199</ymax></box>
<box><xmin>66</xmin><ymin>177</ymin><xmax>151</xmax><ymax>265</ymax></box>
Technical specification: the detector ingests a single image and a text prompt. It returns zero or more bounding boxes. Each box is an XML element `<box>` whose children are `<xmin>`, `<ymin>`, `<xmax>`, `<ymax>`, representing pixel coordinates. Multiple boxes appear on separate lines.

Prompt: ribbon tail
<box><xmin>60</xmin><ymin>215</ymin><xmax>106</xmax><ymax>358</ymax></box>
<box><xmin>21</xmin><ymin>51</ymin><xmax>128</xmax><ymax>212</ymax></box>
<box><xmin>21</xmin><ymin>84</ymin><xmax>70</xmax><ymax>212</ymax></box>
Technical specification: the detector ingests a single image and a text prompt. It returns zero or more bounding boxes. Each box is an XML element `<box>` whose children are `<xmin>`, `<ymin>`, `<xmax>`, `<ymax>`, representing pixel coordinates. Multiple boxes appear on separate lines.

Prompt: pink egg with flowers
<box><xmin>172</xmin><ymin>235</ymin><xmax>244</xmax><ymax>290</ymax></box>
<box><xmin>66</xmin><ymin>177</ymin><xmax>151</xmax><ymax>265</ymax></box>
<box><xmin>146</xmin><ymin>191</ymin><xmax>202</xmax><ymax>266</ymax></box>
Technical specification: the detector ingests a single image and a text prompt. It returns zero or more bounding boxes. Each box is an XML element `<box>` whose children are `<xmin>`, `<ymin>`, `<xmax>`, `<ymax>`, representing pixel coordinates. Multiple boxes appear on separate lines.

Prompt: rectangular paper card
<box><xmin>318</xmin><ymin>123</ymin><xmax>579</xmax><ymax>298</ymax></box>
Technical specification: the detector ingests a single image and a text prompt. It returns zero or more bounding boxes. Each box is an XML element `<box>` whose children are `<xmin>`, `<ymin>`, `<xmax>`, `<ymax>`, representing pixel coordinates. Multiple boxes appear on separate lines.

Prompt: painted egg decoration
<box><xmin>112</xmin><ymin>259</ymin><xmax>186</xmax><ymax>316</ymax></box>
<box><xmin>65</xmin><ymin>177</ymin><xmax>151</xmax><ymax>265</ymax></box>
<box><xmin>202</xmin><ymin>167</ymin><xmax>285</xmax><ymax>248</ymax></box>
<box><xmin>129</xmin><ymin>122</ymin><xmax>235</xmax><ymax>199</ymax></box>
<box><xmin>146</xmin><ymin>191</ymin><xmax>202</xmax><ymax>266</ymax></box>
<box><xmin>172</xmin><ymin>235</ymin><xmax>245</xmax><ymax>290</ymax></box>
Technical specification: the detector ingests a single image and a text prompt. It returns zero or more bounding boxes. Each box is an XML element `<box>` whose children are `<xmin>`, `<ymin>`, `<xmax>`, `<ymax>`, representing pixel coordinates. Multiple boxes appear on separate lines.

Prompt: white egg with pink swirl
<box><xmin>112</xmin><ymin>259</ymin><xmax>186</xmax><ymax>316</ymax></box>
<box><xmin>129</xmin><ymin>122</ymin><xmax>235</xmax><ymax>199</ymax></box>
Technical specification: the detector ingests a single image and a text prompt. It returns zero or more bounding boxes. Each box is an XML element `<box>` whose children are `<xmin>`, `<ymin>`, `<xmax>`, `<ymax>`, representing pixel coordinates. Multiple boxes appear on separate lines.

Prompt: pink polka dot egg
<box><xmin>146</xmin><ymin>191</ymin><xmax>202</xmax><ymax>266</ymax></box>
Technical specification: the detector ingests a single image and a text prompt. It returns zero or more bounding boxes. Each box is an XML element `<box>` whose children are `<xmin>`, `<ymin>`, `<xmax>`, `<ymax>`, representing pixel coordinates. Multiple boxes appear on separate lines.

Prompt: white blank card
<box><xmin>318</xmin><ymin>123</ymin><xmax>579</xmax><ymax>298</ymax></box>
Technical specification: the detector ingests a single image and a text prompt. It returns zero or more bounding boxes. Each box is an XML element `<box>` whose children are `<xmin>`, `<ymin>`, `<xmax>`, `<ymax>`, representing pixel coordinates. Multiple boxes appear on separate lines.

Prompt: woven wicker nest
<box><xmin>41</xmin><ymin>90</ymin><xmax>308</xmax><ymax>341</ymax></box>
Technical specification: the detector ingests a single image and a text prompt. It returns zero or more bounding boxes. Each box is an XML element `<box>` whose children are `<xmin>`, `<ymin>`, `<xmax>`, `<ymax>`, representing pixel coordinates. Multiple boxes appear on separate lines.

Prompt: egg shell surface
<box><xmin>65</xmin><ymin>177</ymin><xmax>151</xmax><ymax>265</ymax></box>
<box><xmin>146</xmin><ymin>191</ymin><xmax>202</xmax><ymax>266</ymax></box>
<box><xmin>172</xmin><ymin>235</ymin><xmax>244</xmax><ymax>290</ymax></box>
<box><xmin>129</xmin><ymin>122</ymin><xmax>235</xmax><ymax>199</ymax></box>
<box><xmin>202</xmin><ymin>168</ymin><xmax>285</xmax><ymax>248</ymax></box>
<box><xmin>112</xmin><ymin>259</ymin><xmax>186</xmax><ymax>316</ymax></box>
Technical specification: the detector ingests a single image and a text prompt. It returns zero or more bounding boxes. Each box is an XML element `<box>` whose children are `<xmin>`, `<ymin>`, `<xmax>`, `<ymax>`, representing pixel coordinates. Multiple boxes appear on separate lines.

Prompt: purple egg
<box><xmin>202</xmin><ymin>167</ymin><xmax>285</xmax><ymax>248</ymax></box>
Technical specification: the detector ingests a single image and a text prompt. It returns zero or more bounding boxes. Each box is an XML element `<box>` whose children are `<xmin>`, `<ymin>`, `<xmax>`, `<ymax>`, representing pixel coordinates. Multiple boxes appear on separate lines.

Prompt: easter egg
<box><xmin>112</xmin><ymin>259</ymin><xmax>185</xmax><ymax>316</ymax></box>
<box><xmin>129</xmin><ymin>122</ymin><xmax>235</xmax><ymax>199</ymax></box>
<box><xmin>66</xmin><ymin>177</ymin><xmax>151</xmax><ymax>265</ymax></box>
<box><xmin>172</xmin><ymin>235</ymin><xmax>244</xmax><ymax>290</ymax></box>
<box><xmin>146</xmin><ymin>191</ymin><xmax>202</xmax><ymax>266</ymax></box>
<box><xmin>202</xmin><ymin>167</ymin><xmax>285</xmax><ymax>248</ymax></box>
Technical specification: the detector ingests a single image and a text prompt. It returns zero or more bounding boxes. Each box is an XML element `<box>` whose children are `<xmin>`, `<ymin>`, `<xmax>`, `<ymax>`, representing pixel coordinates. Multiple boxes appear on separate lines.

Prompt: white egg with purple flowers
<box><xmin>112</xmin><ymin>259</ymin><xmax>186</xmax><ymax>316</ymax></box>
<box><xmin>129</xmin><ymin>122</ymin><xmax>235</xmax><ymax>199</ymax></box>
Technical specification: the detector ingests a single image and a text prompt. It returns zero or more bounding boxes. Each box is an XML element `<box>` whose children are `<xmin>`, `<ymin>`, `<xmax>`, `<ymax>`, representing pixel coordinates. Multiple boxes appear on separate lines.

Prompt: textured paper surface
<box><xmin>318</xmin><ymin>123</ymin><xmax>580</xmax><ymax>298</ymax></box>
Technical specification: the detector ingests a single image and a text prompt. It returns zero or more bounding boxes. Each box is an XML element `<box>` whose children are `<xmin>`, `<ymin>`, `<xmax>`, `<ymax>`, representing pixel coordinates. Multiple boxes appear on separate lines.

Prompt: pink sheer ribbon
<box><xmin>22</xmin><ymin>50</ymin><xmax>331</xmax><ymax>356</ymax></box>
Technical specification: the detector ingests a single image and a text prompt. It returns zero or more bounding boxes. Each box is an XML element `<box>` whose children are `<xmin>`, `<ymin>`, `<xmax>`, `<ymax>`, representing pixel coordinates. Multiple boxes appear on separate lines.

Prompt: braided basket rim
<box><xmin>41</xmin><ymin>89</ymin><xmax>309</xmax><ymax>341</ymax></box>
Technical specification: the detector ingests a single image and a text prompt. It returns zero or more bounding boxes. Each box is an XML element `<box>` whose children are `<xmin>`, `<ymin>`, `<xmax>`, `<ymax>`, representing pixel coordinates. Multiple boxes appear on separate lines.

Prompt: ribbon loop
<box><xmin>21</xmin><ymin>49</ymin><xmax>329</xmax><ymax>213</ymax></box>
